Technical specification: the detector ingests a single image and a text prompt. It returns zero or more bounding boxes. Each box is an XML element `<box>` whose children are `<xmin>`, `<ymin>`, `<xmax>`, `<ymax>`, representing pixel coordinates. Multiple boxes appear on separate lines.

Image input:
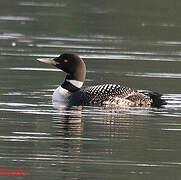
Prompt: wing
<box><xmin>78</xmin><ymin>84</ymin><xmax>152</xmax><ymax>106</ymax></box>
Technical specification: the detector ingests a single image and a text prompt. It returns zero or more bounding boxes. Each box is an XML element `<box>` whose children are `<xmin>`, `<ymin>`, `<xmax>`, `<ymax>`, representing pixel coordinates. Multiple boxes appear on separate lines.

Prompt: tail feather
<box><xmin>137</xmin><ymin>90</ymin><xmax>167</xmax><ymax>108</ymax></box>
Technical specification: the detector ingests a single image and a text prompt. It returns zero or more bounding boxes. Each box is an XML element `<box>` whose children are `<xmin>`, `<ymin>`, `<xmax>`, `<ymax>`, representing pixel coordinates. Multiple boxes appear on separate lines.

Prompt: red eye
<box><xmin>64</xmin><ymin>59</ymin><xmax>68</xmax><ymax>63</ymax></box>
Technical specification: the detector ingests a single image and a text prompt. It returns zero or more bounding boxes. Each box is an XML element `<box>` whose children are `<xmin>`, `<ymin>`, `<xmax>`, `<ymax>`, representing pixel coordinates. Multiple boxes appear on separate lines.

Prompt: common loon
<box><xmin>37</xmin><ymin>53</ymin><xmax>166</xmax><ymax>108</ymax></box>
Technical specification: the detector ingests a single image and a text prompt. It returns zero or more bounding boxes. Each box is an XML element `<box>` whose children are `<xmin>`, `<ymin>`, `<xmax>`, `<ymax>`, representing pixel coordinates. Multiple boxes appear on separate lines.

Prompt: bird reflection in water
<box><xmin>53</xmin><ymin>104</ymin><xmax>152</xmax><ymax>141</ymax></box>
<box><xmin>51</xmin><ymin>105</ymin><xmax>83</xmax><ymax>174</ymax></box>
<box><xmin>53</xmin><ymin>105</ymin><xmax>83</xmax><ymax>137</ymax></box>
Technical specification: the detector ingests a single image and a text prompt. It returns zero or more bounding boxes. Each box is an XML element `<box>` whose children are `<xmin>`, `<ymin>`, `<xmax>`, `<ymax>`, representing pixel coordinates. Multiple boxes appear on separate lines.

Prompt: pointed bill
<box><xmin>37</xmin><ymin>58</ymin><xmax>58</xmax><ymax>65</ymax></box>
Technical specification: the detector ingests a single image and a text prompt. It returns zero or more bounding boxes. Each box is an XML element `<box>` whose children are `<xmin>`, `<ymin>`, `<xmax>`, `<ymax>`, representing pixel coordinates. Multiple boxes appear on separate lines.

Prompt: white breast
<box><xmin>52</xmin><ymin>86</ymin><xmax>71</xmax><ymax>105</ymax></box>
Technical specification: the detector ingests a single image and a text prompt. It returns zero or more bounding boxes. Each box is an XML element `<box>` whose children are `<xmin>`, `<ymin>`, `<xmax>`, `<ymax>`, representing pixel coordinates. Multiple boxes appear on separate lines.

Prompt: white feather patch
<box><xmin>66</xmin><ymin>80</ymin><xmax>83</xmax><ymax>88</ymax></box>
<box><xmin>52</xmin><ymin>86</ymin><xmax>71</xmax><ymax>105</ymax></box>
<box><xmin>58</xmin><ymin>87</ymin><xmax>71</xmax><ymax>96</ymax></box>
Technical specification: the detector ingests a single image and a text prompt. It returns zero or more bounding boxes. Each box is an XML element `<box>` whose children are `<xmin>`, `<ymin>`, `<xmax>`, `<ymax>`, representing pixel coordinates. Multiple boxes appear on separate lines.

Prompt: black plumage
<box><xmin>69</xmin><ymin>84</ymin><xmax>165</xmax><ymax>107</ymax></box>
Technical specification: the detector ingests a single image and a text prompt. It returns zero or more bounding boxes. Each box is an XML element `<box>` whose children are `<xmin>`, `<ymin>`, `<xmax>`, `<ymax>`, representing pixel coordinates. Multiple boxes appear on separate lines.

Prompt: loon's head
<box><xmin>37</xmin><ymin>53</ymin><xmax>86</xmax><ymax>83</ymax></box>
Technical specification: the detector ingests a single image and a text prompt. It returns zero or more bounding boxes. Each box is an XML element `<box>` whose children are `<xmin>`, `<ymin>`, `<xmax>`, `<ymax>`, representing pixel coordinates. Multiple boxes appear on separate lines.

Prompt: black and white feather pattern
<box><xmin>38</xmin><ymin>53</ymin><xmax>166</xmax><ymax>107</ymax></box>
<box><xmin>71</xmin><ymin>84</ymin><xmax>153</xmax><ymax>106</ymax></box>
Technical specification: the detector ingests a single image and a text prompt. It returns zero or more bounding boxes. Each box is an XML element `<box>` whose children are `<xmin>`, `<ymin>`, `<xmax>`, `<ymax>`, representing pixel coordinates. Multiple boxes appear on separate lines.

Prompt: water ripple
<box><xmin>126</xmin><ymin>72</ymin><xmax>181</xmax><ymax>79</ymax></box>
<box><xmin>8</xmin><ymin>67</ymin><xmax>61</xmax><ymax>72</ymax></box>
<box><xmin>19</xmin><ymin>2</ymin><xmax>66</xmax><ymax>8</ymax></box>
<box><xmin>0</xmin><ymin>16</ymin><xmax>35</xmax><ymax>21</ymax></box>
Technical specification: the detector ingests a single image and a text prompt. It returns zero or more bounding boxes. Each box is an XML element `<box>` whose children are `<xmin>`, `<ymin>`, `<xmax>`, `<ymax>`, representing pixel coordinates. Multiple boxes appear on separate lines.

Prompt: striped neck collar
<box><xmin>61</xmin><ymin>80</ymin><xmax>83</xmax><ymax>92</ymax></box>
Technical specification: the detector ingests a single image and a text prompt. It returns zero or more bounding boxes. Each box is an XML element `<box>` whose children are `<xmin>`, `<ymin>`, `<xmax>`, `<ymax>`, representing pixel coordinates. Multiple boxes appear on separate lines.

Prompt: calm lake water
<box><xmin>1</xmin><ymin>0</ymin><xmax>181</xmax><ymax>179</ymax></box>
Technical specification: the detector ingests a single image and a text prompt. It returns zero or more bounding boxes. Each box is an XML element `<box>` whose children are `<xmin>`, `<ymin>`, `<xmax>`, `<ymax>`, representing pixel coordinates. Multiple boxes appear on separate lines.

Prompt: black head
<box><xmin>53</xmin><ymin>54</ymin><xmax>84</xmax><ymax>73</ymax></box>
<box><xmin>37</xmin><ymin>53</ymin><xmax>86</xmax><ymax>82</ymax></box>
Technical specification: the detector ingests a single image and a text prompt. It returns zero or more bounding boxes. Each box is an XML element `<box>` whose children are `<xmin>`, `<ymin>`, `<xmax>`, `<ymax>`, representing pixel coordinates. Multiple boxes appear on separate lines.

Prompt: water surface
<box><xmin>1</xmin><ymin>0</ymin><xmax>181</xmax><ymax>179</ymax></box>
